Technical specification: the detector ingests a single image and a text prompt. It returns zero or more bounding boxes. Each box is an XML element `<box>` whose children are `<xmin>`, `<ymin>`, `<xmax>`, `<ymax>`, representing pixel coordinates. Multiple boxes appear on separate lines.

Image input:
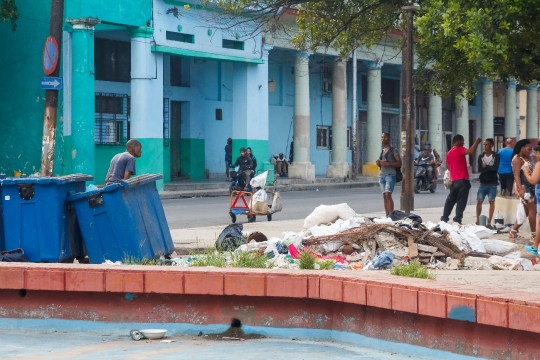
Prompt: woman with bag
<box><xmin>522</xmin><ymin>144</ymin><xmax>540</xmax><ymax>254</ymax></box>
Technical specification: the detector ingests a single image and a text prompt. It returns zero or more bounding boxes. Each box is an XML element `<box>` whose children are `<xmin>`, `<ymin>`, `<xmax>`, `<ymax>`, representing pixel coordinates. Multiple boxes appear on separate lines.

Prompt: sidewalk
<box><xmin>160</xmin><ymin>175</ymin><xmax>480</xmax><ymax>199</ymax></box>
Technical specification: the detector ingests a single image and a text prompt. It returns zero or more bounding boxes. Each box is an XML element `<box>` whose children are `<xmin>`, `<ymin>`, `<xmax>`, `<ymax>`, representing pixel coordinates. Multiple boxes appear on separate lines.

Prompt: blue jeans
<box><xmin>477</xmin><ymin>185</ymin><xmax>497</xmax><ymax>202</ymax></box>
<box><xmin>379</xmin><ymin>175</ymin><xmax>396</xmax><ymax>194</ymax></box>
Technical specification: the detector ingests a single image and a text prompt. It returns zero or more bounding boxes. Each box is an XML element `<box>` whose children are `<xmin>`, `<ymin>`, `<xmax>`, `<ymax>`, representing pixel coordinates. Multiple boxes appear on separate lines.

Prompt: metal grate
<box><xmin>163</xmin><ymin>98</ymin><xmax>170</xmax><ymax>147</ymax></box>
<box><xmin>95</xmin><ymin>93</ymin><xmax>129</xmax><ymax>145</ymax></box>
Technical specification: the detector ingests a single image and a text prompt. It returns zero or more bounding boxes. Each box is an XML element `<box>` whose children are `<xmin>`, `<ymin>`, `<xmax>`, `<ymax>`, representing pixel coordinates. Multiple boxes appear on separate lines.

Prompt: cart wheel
<box><xmin>248</xmin><ymin>215</ymin><xmax>256</xmax><ymax>223</ymax></box>
<box><xmin>267</xmin><ymin>214</ymin><xmax>272</xmax><ymax>222</ymax></box>
<box><xmin>230</xmin><ymin>212</ymin><xmax>236</xmax><ymax>223</ymax></box>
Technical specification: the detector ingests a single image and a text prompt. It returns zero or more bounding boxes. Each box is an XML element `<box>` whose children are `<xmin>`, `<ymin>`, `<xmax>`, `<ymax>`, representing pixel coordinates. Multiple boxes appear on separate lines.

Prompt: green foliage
<box><xmin>316</xmin><ymin>258</ymin><xmax>336</xmax><ymax>270</ymax></box>
<box><xmin>390</xmin><ymin>260</ymin><xmax>435</xmax><ymax>280</ymax></box>
<box><xmin>190</xmin><ymin>248</ymin><xmax>227</xmax><ymax>268</ymax></box>
<box><xmin>122</xmin><ymin>256</ymin><xmax>160</xmax><ymax>266</ymax></box>
<box><xmin>298</xmin><ymin>249</ymin><xmax>316</xmax><ymax>270</ymax></box>
<box><xmin>230</xmin><ymin>251</ymin><xmax>268</xmax><ymax>268</ymax></box>
<box><xmin>416</xmin><ymin>0</ymin><xmax>540</xmax><ymax>97</ymax></box>
<box><xmin>1</xmin><ymin>0</ymin><xmax>18</xmax><ymax>31</ymax></box>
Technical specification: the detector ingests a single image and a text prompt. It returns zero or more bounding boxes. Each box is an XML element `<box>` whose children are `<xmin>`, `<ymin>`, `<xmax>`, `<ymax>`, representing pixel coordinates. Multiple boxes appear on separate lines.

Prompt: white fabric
<box><xmin>303</xmin><ymin>203</ymin><xmax>356</xmax><ymax>229</ymax></box>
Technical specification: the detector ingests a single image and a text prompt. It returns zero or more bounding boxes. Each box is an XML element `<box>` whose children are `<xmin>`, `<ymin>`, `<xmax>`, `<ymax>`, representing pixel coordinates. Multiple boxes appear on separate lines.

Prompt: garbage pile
<box><xmin>179</xmin><ymin>203</ymin><xmax>539</xmax><ymax>271</ymax></box>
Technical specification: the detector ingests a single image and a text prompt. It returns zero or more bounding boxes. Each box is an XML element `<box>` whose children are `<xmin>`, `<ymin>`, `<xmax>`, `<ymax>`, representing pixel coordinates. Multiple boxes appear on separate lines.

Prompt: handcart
<box><xmin>228</xmin><ymin>183</ymin><xmax>282</xmax><ymax>223</ymax></box>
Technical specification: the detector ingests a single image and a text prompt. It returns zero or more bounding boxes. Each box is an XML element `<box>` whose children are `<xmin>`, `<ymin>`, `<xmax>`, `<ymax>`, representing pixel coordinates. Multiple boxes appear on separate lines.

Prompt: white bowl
<box><xmin>139</xmin><ymin>329</ymin><xmax>167</xmax><ymax>340</ymax></box>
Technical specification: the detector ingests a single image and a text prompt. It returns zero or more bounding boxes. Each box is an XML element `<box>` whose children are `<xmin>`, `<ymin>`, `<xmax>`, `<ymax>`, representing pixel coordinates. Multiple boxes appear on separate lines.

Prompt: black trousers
<box><xmin>499</xmin><ymin>173</ymin><xmax>513</xmax><ymax>195</ymax></box>
<box><xmin>441</xmin><ymin>179</ymin><xmax>471</xmax><ymax>224</ymax></box>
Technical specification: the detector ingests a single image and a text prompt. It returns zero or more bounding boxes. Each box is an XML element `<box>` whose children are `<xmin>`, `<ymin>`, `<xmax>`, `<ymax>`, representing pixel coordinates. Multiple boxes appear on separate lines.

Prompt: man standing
<box><xmin>376</xmin><ymin>132</ymin><xmax>402</xmax><ymax>216</ymax></box>
<box><xmin>105</xmin><ymin>139</ymin><xmax>142</xmax><ymax>185</ymax></box>
<box><xmin>498</xmin><ymin>138</ymin><xmax>514</xmax><ymax>196</ymax></box>
<box><xmin>476</xmin><ymin>138</ymin><xmax>500</xmax><ymax>227</ymax></box>
<box><xmin>441</xmin><ymin>135</ymin><xmax>481</xmax><ymax>224</ymax></box>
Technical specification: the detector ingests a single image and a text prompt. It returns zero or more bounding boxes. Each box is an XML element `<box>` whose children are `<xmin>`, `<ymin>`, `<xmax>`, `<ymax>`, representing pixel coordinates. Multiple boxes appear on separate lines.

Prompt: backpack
<box><xmin>380</xmin><ymin>147</ymin><xmax>403</xmax><ymax>182</ymax></box>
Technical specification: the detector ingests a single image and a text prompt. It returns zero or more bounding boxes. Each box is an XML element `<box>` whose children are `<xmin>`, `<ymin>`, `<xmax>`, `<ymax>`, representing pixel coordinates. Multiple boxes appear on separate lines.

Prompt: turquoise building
<box><xmin>1</xmin><ymin>0</ymin><xmax>538</xmax><ymax>187</ymax></box>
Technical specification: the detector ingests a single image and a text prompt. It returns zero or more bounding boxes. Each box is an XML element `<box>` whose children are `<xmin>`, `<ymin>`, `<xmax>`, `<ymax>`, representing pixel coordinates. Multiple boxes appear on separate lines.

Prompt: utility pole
<box><xmin>40</xmin><ymin>0</ymin><xmax>64</xmax><ymax>177</ymax></box>
<box><xmin>351</xmin><ymin>48</ymin><xmax>358</xmax><ymax>179</ymax></box>
<box><xmin>399</xmin><ymin>3</ymin><xmax>419</xmax><ymax>213</ymax></box>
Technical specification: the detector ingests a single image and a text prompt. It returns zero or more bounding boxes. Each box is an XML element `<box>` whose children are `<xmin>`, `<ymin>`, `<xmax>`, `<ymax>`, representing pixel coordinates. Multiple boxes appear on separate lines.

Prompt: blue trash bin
<box><xmin>68</xmin><ymin>174</ymin><xmax>174</xmax><ymax>264</ymax></box>
<box><xmin>0</xmin><ymin>174</ymin><xmax>93</xmax><ymax>262</ymax></box>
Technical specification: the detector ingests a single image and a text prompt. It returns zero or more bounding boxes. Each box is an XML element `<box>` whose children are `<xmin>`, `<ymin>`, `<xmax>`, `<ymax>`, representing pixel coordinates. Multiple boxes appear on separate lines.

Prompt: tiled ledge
<box><xmin>1</xmin><ymin>262</ymin><xmax>540</xmax><ymax>334</ymax></box>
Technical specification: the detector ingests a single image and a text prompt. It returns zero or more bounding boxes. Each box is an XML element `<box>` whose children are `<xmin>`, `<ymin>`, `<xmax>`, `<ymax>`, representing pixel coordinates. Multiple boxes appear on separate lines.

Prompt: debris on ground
<box><xmin>106</xmin><ymin>203</ymin><xmax>540</xmax><ymax>271</ymax></box>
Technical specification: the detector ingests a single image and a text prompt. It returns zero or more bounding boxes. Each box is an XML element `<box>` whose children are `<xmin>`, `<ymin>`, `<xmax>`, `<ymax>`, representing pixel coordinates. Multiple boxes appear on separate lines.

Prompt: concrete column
<box><xmin>362</xmin><ymin>61</ymin><xmax>382</xmax><ymax>177</ymax></box>
<box><xmin>289</xmin><ymin>52</ymin><xmax>315</xmax><ymax>180</ymax></box>
<box><xmin>327</xmin><ymin>58</ymin><xmax>349</xmax><ymax>178</ymax></box>
<box><xmin>527</xmin><ymin>84</ymin><xmax>539</xmax><ymax>143</ymax></box>
<box><xmin>67</xmin><ymin>17</ymin><xmax>100</xmax><ymax>177</ymax></box>
<box><xmin>129</xmin><ymin>27</ymin><xmax>165</xmax><ymax>189</ymax></box>
<box><xmin>456</xmin><ymin>95</ymin><xmax>469</xmax><ymax>145</ymax></box>
<box><xmin>428</xmin><ymin>93</ymin><xmax>443</xmax><ymax>155</ymax></box>
<box><xmin>481</xmin><ymin>80</ymin><xmax>494</xmax><ymax>139</ymax></box>
<box><xmin>504</xmin><ymin>80</ymin><xmax>517</xmax><ymax>142</ymax></box>
<box><xmin>231</xmin><ymin>45</ymin><xmax>271</xmax><ymax>172</ymax></box>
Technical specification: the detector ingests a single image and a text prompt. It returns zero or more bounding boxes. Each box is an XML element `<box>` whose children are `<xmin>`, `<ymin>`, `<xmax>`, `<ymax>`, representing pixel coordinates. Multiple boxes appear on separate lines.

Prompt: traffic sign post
<box><xmin>40</xmin><ymin>77</ymin><xmax>62</xmax><ymax>90</ymax></box>
<box><xmin>42</xmin><ymin>36</ymin><xmax>59</xmax><ymax>76</ymax></box>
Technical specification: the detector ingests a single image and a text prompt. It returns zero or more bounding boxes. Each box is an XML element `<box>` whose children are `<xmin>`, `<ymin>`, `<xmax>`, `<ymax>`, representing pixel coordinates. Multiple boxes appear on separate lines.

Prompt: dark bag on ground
<box><xmin>388</xmin><ymin>210</ymin><xmax>422</xmax><ymax>223</ymax></box>
<box><xmin>0</xmin><ymin>248</ymin><xmax>29</xmax><ymax>262</ymax></box>
<box><xmin>215</xmin><ymin>224</ymin><xmax>246</xmax><ymax>251</ymax></box>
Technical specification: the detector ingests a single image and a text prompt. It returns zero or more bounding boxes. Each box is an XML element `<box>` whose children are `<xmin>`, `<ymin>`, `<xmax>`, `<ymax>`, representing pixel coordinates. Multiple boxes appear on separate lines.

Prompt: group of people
<box><xmin>376</xmin><ymin>132</ymin><xmax>540</xmax><ymax>255</ymax></box>
<box><xmin>224</xmin><ymin>138</ymin><xmax>290</xmax><ymax>182</ymax></box>
<box><xmin>442</xmin><ymin>135</ymin><xmax>540</xmax><ymax>255</ymax></box>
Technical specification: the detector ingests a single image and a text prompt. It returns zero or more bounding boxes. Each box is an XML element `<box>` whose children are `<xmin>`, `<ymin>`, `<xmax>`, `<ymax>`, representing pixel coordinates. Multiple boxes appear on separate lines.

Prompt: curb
<box><xmin>159</xmin><ymin>177</ymin><xmax>480</xmax><ymax>200</ymax></box>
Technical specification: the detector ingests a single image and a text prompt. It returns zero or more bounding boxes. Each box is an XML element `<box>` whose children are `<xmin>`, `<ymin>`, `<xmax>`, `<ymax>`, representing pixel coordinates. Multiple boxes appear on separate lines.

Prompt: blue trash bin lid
<box><xmin>67</xmin><ymin>183</ymin><xmax>121</xmax><ymax>202</ymax></box>
<box><xmin>0</xmin><ymin>174</ymin><xmax>93</xmax><ymax>185</ymax></box>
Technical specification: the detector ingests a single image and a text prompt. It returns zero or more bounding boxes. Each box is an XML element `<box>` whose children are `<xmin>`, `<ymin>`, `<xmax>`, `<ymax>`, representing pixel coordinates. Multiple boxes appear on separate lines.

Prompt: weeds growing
<box><xmin>230</xmin><ymin>251</ymin><xmax>267</xmax><ymax>268</ymax></box>
<box><xmin>189</xmin><ymin>247</ymin><xmax>226</xmax><ymax>268</ymax></box>
<box><xmin>316</xmin><ymin>259</ymin><xmax>336</xmax><ymax>270</ymax></box>
<box><xmin>390</xmin><ymin>261</ymin><xmax>436</xmax><ymax>280</ymax></box>
<box><xmin>122</xmin><ymin>255</ymin><xmax>160</xmax><ymax>265</ymax></box>
<box><xmin>298</xmin><ymin>250</ymin><xmax>316</xmax><ymax>270</ymax></box>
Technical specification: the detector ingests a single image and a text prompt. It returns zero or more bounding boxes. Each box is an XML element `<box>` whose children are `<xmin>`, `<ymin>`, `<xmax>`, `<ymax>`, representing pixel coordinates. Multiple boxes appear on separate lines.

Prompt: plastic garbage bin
<box><xmin>68</xmin><ymin>174</ymin><xmax>174</xmax><ymax>264</ymax></box>
<box><xmin>0</xmin><ymin>174</ymin><xmax>93</xmax><ymax>262</ymax></box>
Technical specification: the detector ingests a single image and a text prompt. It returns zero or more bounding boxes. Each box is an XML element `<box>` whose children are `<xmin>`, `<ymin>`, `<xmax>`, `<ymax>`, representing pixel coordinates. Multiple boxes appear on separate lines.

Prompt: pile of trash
<box><xmin>211</xmin><ymin>203</ymin><xmax>539</xmax><ymax>271</ymax></box>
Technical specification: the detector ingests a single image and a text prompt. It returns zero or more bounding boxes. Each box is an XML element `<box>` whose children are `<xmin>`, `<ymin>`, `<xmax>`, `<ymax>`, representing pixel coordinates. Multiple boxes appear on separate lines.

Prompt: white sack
<box><xmin>481</xmin><ymin>239</ymin><xmax>519</xmax><ymax>256</ymax></box>
<box><xmin>309</xmin><ymin>225</ymin><xmax>340</xmax><ymax>237</ymax></box>
<box><xmin>270</xmin><ymin>192</ymin><xmax>282</xmax><ymax>213</ymax></box>
<box><xmin>520</xmin><ymin>258</ymin><xmax>534</xmax><ymax>271</ymax></box>
<box><xmin>460</xmin><ymin>232</ymin><xmax>486</xmax><ymax>253</ymax></box>
<box><xmin>250</xmin><ymin>171</ymin><xmax>268</xmax><ymax>188</ymax></box>
<box><xmin>460</xmin><ymin>225</ymin><xmax>496</xmax><ymax>239</ymax></box>
<box><xmin>439</xmin><ymin>222</ymin><xmax>472</xmax><ymax>252</ymax></box>
<box><xmin>252</xmin><ymin>189</ymin><xmax>267</xmax><ymax>204</ymax></box>
<box><xmin>516</xmin><ymin>202</ymin><xmax>527</xmax><ymax>225</ymax></box>
<box><xmin>303</xmin><ymin>203</ymin><xmax>356</xmax><ymax>229</ymax></box>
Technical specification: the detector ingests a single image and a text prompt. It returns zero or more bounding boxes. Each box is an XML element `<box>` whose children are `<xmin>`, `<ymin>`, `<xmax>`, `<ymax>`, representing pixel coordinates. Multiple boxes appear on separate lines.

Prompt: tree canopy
<box><xmin>1</xmin><ymin>0</ymin><xmax>18</xmax><ymax>31</ymax></box>
<box><xmin>210</xmin><ymin>0</ymin><xmax>540</xmax><ymax>96</ymax></box>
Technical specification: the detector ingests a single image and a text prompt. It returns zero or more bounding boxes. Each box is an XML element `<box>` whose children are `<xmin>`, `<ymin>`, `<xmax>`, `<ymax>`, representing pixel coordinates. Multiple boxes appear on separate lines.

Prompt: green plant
<box><xmin>390</xmin><ymin>261</ymin><xmax>436</xmax><ymax>280</ymax></box>
<box><xmin>316</xmin><ymin>259</ymin><xmax>336</xmax><ymax>270</ymax></box>
<box><xmin>189</xmin><ymin>247</ymin><xmax>226</xmax><ymax>268</ymax></box>
<box><xmin>298</xmin><ymin>250</ymin><xmax>316</xmax><ymax>270</ymax></box>
<box><xmin>122</xmin><ymin>255</ymin><xmax>160</xmax><ymax>266</ymax></box>
<box><xmin>230</xmin><ymin>251</ymin><xmax>267</xmax><ymax>268</ymax></box>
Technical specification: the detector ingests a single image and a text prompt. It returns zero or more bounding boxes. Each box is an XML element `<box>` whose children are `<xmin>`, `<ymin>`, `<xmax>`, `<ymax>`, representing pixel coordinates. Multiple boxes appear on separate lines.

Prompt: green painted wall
<box><xmin>95</xmin><ymin>145</ymin><xmax>124</xmax><ymax>184</ymax></box>
<box><xmin>65</xmin><ymin>0</ymin><xmax>151</xmax><ymax>27</ymax></box>
<box><xmin>137</xmin><ymin>138</ymin><xmax>165</xmax><ymax>190</ymax></box>
<box><xmin>0</xmin><ymin>1</ymin><xmax>54</xmax><ymax>176</ymax></box>
<box><xmin>181</xmin><ymin>139</ymin><xmax>205</xmax><ymax>179</ymax></box>
<box><xmin>163</xmin><ymin>144</ymin><xmax>171</xmax><ymax>183</ymax></box>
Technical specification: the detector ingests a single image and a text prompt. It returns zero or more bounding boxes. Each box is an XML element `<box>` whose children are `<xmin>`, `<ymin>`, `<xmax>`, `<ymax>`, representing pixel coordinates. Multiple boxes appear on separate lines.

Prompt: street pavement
<box><xmin>163</xmin><ymin>183</ymin><xmax>481</xmax><ymax>229</ymax></box>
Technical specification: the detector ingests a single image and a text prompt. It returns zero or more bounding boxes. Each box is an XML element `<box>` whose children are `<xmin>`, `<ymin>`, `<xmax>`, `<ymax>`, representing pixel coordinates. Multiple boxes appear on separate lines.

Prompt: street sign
<box><xmin>42</xmin><ymin>36</ymin><xmax>59</xmax><ymax>75</ymax></box>
<box><xmin>40</xmin><ymin>77</ymin><xmax>62</xmax><ymax>90</ymax></box>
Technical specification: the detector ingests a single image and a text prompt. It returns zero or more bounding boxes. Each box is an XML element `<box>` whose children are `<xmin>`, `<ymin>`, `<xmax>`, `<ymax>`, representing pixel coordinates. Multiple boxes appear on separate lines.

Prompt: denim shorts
<box><xmin>477</xmin><ymin>185</ymin><xmax>497</xmax><ymax>202</ymax></box>
<box><xmin>379</xmin><ymin>175</ymin><xmax>396</xmax><ymax>194</ymax></box>
<box><xmin>536</xmin><ymin>186</ymin><xmax>540</xmax><ymax>214</ymax></box>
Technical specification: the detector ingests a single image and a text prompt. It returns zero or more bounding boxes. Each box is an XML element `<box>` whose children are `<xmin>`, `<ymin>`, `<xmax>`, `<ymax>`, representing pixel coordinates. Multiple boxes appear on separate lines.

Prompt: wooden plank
<box><xmin>408</xmin><ymin>237</ymin><xmax>418</xmax><ymax>257</ymax></box>
<box><xmin>417</xmin><ymin>244</ymin><xmax>438</xmax><ymax>253</ymax></box>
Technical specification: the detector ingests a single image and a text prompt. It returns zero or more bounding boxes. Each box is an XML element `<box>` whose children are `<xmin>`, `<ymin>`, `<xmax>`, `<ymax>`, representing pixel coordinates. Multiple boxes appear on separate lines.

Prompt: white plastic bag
<box><xmin>250</xmin><ymin>171</ymin><xmax>268</xmax><ymax>188</ymax></box>
<box><xmin>516</xmin><ymin>202</ymin><xmax>527</xmax><ymax>225</ymax></box>
<box><xmin>252</xmin><ymin>189</ymin><xmax>268</xmax><ymax>203</ymax></box>
<box><xmin>520</xmin><ymin>258</ymin><xmax>533</xmax><ymax>271</ymax></box>
<box><xmin>444</xmin><ymin>169</ymin><xmax>452</xmax><ymax>189</ymax></box>
<box><xmin>460</xmin><ymin>225</ymin><xmax>496</xmax><ymax>239</ymax></box>
<box><xmin>303</xmin><ymin>203</ymin><xmax>356</xmax><ymax>229</ymax></box>
<box><xmin>270</xmin><ymin>191</ymin><xmax>282</xmax><ymax>213</ymax></box>
<box><xmin>481</xmin><ymin>239</ymin><xmax>518</xmax><ymax>256</ymax></box>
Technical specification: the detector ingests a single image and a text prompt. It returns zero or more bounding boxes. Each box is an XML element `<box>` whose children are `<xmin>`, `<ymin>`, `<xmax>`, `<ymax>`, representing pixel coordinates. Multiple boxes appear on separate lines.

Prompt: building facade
<box><xmin>0</xmin><ymin>0</ymin><xmax>539</xmax><ymax>188</ymax></box>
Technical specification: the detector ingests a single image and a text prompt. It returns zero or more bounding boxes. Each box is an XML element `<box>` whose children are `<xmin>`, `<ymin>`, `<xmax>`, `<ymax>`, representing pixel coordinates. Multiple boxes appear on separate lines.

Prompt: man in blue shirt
<box><xmin>498</xmin><ymin>138</ymin><xmax>514</xmax><ymax>196</ymax></box>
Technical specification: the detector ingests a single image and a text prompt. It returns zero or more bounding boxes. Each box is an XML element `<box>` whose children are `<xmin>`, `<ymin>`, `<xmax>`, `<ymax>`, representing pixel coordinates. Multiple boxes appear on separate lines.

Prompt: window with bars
<box><xmin>163</xmin><ymin>98</ymin><xmax>170</xmax><ymax>147</ymax></box>
<box><xmin>94</xmin><ymin>93</ymin><xmax>129</xmax><ymax>145</ymax></box>
<box><xmin>322</xmin><ymin>66</ymin><xmax>332</xmax><ymax>93</ymax></box>
<box><xmin>317</xmin><ymin>125</ymin><xmax>331</xmax><ymax>149</ymax></box>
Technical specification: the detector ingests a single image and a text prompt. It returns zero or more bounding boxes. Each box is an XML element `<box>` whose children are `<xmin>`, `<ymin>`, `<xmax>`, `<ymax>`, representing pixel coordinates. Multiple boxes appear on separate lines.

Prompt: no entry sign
<box><xmin>42</xmin><ymin>36</ymin><xmax>59</xmax><ymax>76</ymax></box>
